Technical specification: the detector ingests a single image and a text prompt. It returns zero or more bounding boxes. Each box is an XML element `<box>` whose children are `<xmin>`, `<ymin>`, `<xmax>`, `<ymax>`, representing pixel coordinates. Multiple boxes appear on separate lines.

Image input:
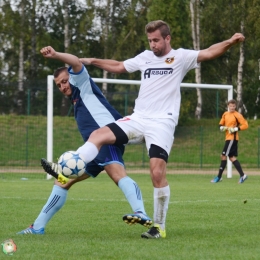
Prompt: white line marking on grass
<box><xmin>1</xmin><ymin>196</ymin><xmax>22</xmax><ymax>199</ymax></box>
<box><xmin>169</xmin><ymin>199</ymin><xmax>260</xmax><ymax>204</ymax></box>
<box><xmin>2</xmin><ymin>197</ymin><xmax>260</xmax><ymax>204</ymax></box>
<box><xmin>69</xmin><ymin>198</ymin><xmax>129</xmax><ymax>202</ymax></box>
<box><xmin>0</xmin><ymin>196</ymin><xmax>129</xmax><ymax>202</ymax></box>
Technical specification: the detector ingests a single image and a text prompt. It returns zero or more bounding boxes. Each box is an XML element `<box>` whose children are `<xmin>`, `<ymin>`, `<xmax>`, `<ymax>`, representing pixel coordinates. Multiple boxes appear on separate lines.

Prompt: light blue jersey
<box><xmin>68</xmin><ymin>65</ymin><xmax>124</xmax><ymax>177</ymax></box>
<box><xmin>68</xmin><ymin>65</ymin><xmax>122</xmax><ymax>142</ymax></box>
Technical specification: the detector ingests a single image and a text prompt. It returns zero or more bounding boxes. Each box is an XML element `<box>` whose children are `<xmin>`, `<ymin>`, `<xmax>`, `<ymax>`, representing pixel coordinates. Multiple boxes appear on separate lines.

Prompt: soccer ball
<box><xmin>57</xmin><ymin>151</ymin><xmax>86</xmax><ymax>178</ymax></box>
<box><xmin>1</xmin><ymin>239</ymin><xmax>17</xmax><ymax>255</ymax></box>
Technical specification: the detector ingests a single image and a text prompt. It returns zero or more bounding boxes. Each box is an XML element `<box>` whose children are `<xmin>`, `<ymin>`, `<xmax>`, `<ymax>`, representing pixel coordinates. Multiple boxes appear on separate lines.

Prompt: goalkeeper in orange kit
<box><xmin>211</xmin><ymin>99</ymin><xmax>248</xmax><ymax>183</ymax></box>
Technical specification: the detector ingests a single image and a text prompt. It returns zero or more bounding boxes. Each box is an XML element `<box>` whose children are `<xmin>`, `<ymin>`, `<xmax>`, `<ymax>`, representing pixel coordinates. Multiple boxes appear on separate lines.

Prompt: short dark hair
<box><xmin>53</xmin><ymin>67</ymin><xmax>68</xmax><ymax>78</ymax></box>
<box><xmin>145</xmin><ymin>20</ymin><xmax>171</xmax><ymax>39</ymax></box>
<box><xmin>228</xmin><ymin>99</ymin><xmax>237</xmax><ymax>105</ymax></box>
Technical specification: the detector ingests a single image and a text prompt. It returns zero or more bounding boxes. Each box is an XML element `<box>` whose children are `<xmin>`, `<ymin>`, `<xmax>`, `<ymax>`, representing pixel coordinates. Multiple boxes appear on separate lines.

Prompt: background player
<box><xmin>211</xmin><ymin>99</ymin><xmax>248</xmax><ymax>183</ymax></box>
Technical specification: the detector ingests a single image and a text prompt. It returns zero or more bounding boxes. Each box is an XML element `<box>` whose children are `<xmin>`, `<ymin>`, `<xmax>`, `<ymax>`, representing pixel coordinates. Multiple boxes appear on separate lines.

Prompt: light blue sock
<box><xmin>118</xmin><ymin>176</ymin><xmax>146</xmax><ymax>214</ymax></box>
<box><xmin>33</xmin><ymin>185</ymin><xmax>68</xmax><ymax>230</ymax></box>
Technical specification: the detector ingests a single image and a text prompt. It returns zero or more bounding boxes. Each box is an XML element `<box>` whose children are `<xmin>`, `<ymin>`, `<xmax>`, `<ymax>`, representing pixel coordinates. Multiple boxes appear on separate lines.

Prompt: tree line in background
<box><xmin>0</xmin><ymin>0</ymin><xmax>260</xmax><ymax>120</ymax></box>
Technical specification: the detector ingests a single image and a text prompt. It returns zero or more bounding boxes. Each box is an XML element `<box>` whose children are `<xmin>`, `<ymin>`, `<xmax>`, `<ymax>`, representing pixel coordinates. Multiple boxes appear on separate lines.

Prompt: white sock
<box><xmin>76</xmin><ymin>141</ymin><xmax>99</xmax><ymax>163</ymax></box>
<box><xmin>153</xmin><ymin>185</ymin><xmax>170</xmax><ymax>230</ymax></box>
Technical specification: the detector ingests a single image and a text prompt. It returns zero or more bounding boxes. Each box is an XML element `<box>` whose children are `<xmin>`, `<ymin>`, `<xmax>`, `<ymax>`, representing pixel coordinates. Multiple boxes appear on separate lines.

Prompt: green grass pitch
<box><xmin>1</xmin><ymin>173</ymin><xmax>260</xmax><ymax>259</ymax></box>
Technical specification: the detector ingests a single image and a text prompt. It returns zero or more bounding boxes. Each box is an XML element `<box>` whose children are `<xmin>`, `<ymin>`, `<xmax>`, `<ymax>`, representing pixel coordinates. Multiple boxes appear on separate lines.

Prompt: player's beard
<box><xmin>152</xmin><ymin>48</ymin><xmax>162</xmax><ymax>57</ymax></box>
<box><xmin>152</xmin><ymin>44</ymin><xmax>167</xmax><ymax>57</ymax></box>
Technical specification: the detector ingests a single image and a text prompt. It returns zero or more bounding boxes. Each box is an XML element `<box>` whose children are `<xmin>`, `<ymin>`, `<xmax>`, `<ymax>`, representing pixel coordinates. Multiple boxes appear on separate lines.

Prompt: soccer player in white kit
<box><xmin>68</xmin><ymin>20</ymin><xmax>244</xmax><ymax>238</ymax></box>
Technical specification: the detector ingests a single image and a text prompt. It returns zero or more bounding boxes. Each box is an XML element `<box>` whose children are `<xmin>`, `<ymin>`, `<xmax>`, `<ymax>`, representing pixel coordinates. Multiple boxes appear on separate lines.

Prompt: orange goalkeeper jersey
<box><xmin>219</xmin><ymin>111</ymin><xmax>248</xmax><ymax>140</ymax></box>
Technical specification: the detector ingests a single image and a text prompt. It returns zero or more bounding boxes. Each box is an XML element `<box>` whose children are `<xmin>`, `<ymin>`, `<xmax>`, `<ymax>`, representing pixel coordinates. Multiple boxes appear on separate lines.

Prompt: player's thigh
<box><xmin>222</xmin><ymin>140</ymin><xmax>238</xmax><ymax>157</ymax></box>
<box><xmin>89</xmin><ymin>126</ymin><xmax>117</xmax><ymax>146</ymax></box>
<box><xmin>145</xmin><ymin>118</ymin><xmax>175</xmax><ymax>156</ymax></box>
<box><xmin>115</xmin><ymin>116</ymin><xmax>144</xmax><ymax>144</ymax></box>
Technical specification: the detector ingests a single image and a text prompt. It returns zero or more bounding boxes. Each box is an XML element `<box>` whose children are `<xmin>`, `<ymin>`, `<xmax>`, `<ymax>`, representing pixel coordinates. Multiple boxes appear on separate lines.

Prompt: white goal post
<box><xmin>47</xmin><ymin>76</ymin><xmax>233</xmax><ymax>179</ymax></box>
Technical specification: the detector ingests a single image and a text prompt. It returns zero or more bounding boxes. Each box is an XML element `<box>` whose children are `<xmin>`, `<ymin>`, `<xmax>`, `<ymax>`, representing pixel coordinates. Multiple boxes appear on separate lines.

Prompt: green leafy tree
<box><xmin>200</xmin><ymin>0</ymin><xmax>260</xmax><ymax>118</ymax></box>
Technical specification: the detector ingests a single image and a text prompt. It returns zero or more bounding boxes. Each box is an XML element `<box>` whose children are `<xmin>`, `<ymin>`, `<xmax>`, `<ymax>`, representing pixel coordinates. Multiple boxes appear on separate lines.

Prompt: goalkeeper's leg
<box><xmin>217</xmin><ymin>159</ymin><xmax>227</xmax><ymax>178</ymax></box>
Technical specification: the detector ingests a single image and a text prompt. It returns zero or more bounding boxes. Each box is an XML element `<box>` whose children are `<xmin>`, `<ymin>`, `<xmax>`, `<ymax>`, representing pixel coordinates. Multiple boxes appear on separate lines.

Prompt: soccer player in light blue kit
<box><xmin>17</xmin><ymin>46</ymin><xmax>151</xmax><ymax>235</ymax></box>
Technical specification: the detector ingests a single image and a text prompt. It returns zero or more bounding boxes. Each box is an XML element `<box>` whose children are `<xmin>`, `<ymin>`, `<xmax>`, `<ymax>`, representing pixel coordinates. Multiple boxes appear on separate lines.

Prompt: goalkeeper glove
<box><xmin>228</xmin><ymin>127</ymin><xmax>238</xmax><ymax>134</ymax></box>
<box><xmin>220</xmin><ymin>126</ymin><xmax>228</xmax><ymax>132</ymax></box>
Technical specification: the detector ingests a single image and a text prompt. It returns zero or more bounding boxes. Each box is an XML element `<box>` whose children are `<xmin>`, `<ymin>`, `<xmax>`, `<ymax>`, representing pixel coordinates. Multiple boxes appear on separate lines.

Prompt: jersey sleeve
<box><xmin>219</xmin><ymin>112</ymin><xmax>227</xmax><ymax>126</ymax></box>
<box><xmin>123</xmin><ymin>51</ymin><xmax>147</xmax><ymax>73</ymax></box>
<box><xmin>235</xmin><ymin>112</ymin><xmax>248</xmax><ymax>130</ymax></box>
<box><xmin>179</xmin><ymin>48</ymin><xmax>200</xmax><ymax>71</ymax></box>
<box><xmin>68</xmin><ymin>65</ymin><xmax>90</xmax><ymax>89</ymax></box>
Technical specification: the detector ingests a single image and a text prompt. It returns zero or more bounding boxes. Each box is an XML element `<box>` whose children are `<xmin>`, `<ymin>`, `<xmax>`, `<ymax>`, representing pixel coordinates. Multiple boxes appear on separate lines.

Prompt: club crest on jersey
<box><xmin>165</xmin><ymin>57</ymin><xmax>174</xmax><ymax>64</ymax></box>
<box><xmin>73</xmin><ymin>99</ymin><xmax>79</xmax><ymax>105</ymax></box>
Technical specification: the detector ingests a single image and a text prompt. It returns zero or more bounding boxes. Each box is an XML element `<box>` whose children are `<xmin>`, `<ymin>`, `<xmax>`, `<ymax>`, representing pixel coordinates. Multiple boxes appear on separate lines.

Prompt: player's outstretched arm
<box><xmin>80</xmin><ymin>58</ymin><xmax>127</xmax><ymax>74</ymax></box>
<box><xmin>197</xmin><ymin>33</ymin><xmax>245</xmax><ymax>63</ymax></box>
<box><xmin>40</xmin><ymin>46</ymin><xmax>82</xmax><ymax>73</ymax></box>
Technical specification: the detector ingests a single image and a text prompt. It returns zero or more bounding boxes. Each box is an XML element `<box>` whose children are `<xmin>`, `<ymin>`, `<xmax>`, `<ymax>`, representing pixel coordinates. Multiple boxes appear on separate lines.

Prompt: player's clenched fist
<box><xmin>230</xmin><ymin>33</ymin><xmax>245</xmax><ymax>44</ymax></box>
<box><xmin>40</xmin><ymin>46</ymin><xmax>56</xmax><ymax>58</ymax></box>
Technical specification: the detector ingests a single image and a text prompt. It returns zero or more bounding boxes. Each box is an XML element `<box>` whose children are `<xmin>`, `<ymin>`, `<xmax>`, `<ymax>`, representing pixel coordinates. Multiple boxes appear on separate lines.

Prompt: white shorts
<box><xmin>115</xmin><ymin>114</ymin><xmax>176</xmax><ymax>155</ymax></box>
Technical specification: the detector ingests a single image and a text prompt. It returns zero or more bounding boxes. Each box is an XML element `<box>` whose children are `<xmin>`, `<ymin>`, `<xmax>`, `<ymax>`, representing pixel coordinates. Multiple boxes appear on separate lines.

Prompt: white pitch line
<box><xmin>1</xmin><ymin>197</ymin><xmax>260</xmax><ymax>203</ymax></box>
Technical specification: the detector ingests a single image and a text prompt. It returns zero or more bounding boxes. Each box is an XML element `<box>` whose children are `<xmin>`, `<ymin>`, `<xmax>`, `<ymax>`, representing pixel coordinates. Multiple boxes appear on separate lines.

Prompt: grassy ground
<box><xmin>1</xmin><ymin>173</ymin><xmax>260</xmax><ymax>259</ymax></box>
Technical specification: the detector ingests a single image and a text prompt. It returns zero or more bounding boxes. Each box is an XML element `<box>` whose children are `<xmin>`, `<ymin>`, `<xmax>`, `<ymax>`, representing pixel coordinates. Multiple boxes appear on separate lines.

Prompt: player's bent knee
<box><xmin>229</xmin><ymin>156</ymin><xmax>236</xmax><ymax>162</ymax></box>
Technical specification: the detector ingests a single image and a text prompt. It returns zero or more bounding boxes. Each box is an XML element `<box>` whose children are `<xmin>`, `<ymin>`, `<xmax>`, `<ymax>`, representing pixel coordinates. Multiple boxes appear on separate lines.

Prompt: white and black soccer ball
<box><xmin>57</xmin><ymin>151</ymin><xmax>86</xmax><ymax>178</ymax></box>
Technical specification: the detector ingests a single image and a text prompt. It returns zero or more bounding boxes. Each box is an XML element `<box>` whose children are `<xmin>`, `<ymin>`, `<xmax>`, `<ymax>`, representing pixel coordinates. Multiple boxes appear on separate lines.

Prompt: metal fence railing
<box><xmin>0</xmin><ymin>115</ymin><xmax>259</xmax><ymax>180</ymax></box>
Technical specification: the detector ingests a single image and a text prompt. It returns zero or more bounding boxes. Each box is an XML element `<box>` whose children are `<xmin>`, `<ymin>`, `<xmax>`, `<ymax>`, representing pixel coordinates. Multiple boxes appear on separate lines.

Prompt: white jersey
<box><xmin>123</xmin><ymin>48</ymin><xmax>199</xmax><ymax>123</ymax></box>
